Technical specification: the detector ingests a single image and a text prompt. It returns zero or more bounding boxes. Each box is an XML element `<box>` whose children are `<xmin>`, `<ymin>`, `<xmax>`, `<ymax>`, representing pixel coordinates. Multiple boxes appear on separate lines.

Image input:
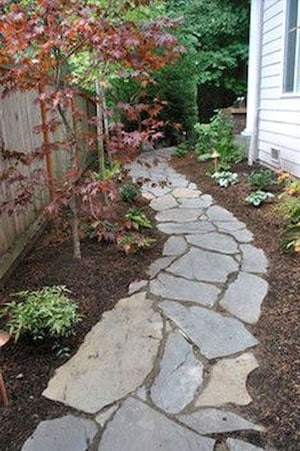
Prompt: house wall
<box><xmin>258</xmin><ymin>0</ymin><xmax>300</xmax><ymax>177</ymax></box>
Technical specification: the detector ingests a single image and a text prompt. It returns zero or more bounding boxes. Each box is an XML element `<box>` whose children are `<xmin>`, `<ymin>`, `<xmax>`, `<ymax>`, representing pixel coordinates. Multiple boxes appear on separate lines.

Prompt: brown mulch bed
<box><xmin>172</xmin><ymin>153</ymin><xmax>300</xmax><ymax>451</ymax></box>
<box><xmin>0</xmin><ymin>195</ymin><xmax>167</xmax><ymax>451</ymax></box>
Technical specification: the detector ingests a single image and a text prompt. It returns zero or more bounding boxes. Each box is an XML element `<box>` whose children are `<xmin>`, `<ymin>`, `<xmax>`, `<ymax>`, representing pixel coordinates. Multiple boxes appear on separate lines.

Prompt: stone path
<box><xmin>22</xmin><ymin>148</ymin><xmax>271</xmax><ymax>451</ymax></box>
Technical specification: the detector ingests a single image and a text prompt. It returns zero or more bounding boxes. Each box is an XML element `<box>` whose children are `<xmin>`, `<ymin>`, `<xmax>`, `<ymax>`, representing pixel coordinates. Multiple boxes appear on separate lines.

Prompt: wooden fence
<box><xmin>0</xmin><ymin>88</ymin><xmax>96</xmax><ymax>258</ymax></box>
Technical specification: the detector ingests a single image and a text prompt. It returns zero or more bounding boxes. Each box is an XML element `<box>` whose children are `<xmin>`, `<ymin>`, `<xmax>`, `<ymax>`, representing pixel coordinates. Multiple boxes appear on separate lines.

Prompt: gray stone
<box><xmin>178</xmin><ymin>195</ymin><xmax>213</xmax><ymax>209</ymax></box>
<box><xmin>156</xmin><ymin>208</ymin><xmax>200</xmax><ymax>223</ymax></box>
<box><xmin>150</xmin><ymin>194</ymin><xmax>178</xmax><ymax>211</ymax></box>
<box><xmin>150</xmin><ymin>273</ymin><xmax>220</xmax><ymax>307</ymax></box>
<box><xmin>142</xmin><ymin>192</ymin><xmax>155</xmax><ymax>201</ymax></box>
<box><xmin>188</xmin><ymin>182</ymin><xmax>198</xmax><ymax>190</ymax></box>
<box><xmin>219</xmin><ymin>227</ymin><xmax>254</xmax><ymax>243</ymax></box>
<box><xmin>196</xmin><ymin>353</ymin><xmax>258</xmax><ymax>407</ymax></box>
<box><xmin>98</xmin><ymin>398</ymin><xmax>215</xmax><ymax>451</ymax></box>
<box><xmin>158</xmin><ymin>221</ymin><xmax>215</xmax><ymax>235</ymax></box>
<box><xmin>22</xmin><ymin>415</ymin><xmax>98</xmax><ymax>451</ymax></box>
<box><xmin>136</xmin><ymin>386</ymin><xmax>148</xmax><ymax>401</ymax></box>
<box><xmin>163</xmin><ymin>236</ymin><xmax>187</xmax><ymax>256</ymax></box>
<box><xmin>146</xmin><ymin>256</ymin><xmax>175</xmax><ymax>279</ymax></box>
<box><xmin>177</xmin><ymin>408</ymin><xmax>265</xmax><ymax>435</ymax></box>
<box><xmin>227</xmin><ymin>438</ymin><xmax>265</xmax><ymax>451</ymax></box>
<box><xmin>160</xmin><ymin>301</ymin><xmax>258</xmax><ymax>359</ymax></box>
<box><xmin>150</xmin><ymin>331</ymin><xmax>203</xmax><ymax>413</ymax></box>
<box><xmin>214</xmin><ymin>219</ymin><xmax>247</xmax><ymax>231</ymax></box>
<box><xmin>186</xmin><ymin>233</ymin><xmax>239</xmax><ymax>255</ymax></box>
<box><xmin>220</xmin><ymin>273</ymin><xmax>269</xmax><ymax>324</ymax></box>
<box><xmin>172</xmin><ymin>187</ymin><xmax>202</xmax><ymax>198</ymax></box>
<box><xmin>128</xmin><ymin>280</ymin><xmax>148</xmax><ymax>295</ymax></box>
<box><xmin>146</xmin><ymin>184</ymin><xmax>173</xmax><ymax>197</ymax></box>
<box><xmin>241</xmin><ymin>244</ymin><xmax>269</xmax><ymax>273</ymax></box>
<box><xmin>167</xmin><ymin>248</ymin><xmax>239</xmax><ymax>283</ymax></box>
<box><xmin>43</xmin><ymin>293</ymin><xmax>163</xmax><ymax>414</ymax></box>
<box><xmin>207</xmin><ymin>205</ymin><xmax>236</xmax><ymax>222</ymax></box>
<box><xmin>95</xmin><ymin>405</ymin><xmax>119</xmax><ymax>427</ymax></box>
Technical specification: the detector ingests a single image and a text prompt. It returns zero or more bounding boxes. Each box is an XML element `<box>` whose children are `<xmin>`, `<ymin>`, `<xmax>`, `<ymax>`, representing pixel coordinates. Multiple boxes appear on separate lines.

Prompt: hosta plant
<box><xmin>125</xmin><ymin>208</ymin><xmax>152</xmax><ymax>230</ymax></box>
<box><xmin>245</xmin><ymin>191</ymin><xmax>274</xmax><ymax>207</ymax></box>
<box><xmin>211</xmin><ymin>171</ymin><xmax>239</xmax><ymax>187</ymax></box>
<box><xmin>0</xmin><ymin>286</ymin><xmax>82</xmax><ymax>342</ymax></box>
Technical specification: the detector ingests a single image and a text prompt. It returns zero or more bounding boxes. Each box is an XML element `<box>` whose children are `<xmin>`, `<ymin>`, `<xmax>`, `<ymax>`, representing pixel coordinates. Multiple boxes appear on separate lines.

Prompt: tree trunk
<box><xmin>70</xmin><ymin>192</ymin><xmax>81</xmax><ymax>260</ymax></box>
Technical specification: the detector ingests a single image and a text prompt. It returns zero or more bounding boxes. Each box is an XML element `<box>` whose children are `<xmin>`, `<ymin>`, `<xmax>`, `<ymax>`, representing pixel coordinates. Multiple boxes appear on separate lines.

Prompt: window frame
<box><xmin>282</xmin><ymin>0</ymin><xmax>300</xmax><ymax>96</ymax></box>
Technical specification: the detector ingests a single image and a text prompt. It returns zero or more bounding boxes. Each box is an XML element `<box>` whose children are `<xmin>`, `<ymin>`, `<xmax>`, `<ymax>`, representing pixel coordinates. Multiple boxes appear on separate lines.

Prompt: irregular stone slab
<box><xmin>167</xmin><ymin>248</ymin><xmax>238</xmax><ymax>283</ymax></box>
<box><xmin>207</xmin><ymin>205</ymin><xmax>236</xmax><ymax>222</ymax></box>
<box><xmin>160</xmin><ymin>301</ymin><xmax>258</xmax><ymax>359</ymax></box>
<box><xmin>228</xmin><ymin>228</ymin><xmax>254</xmax><ymax>243</ymax></box>
<box><xmin>150</xmin><ymin>273</ymin><xmax>219</xmax><ymax>307</ymax></box>
<box><xmin>43</xmin><ymin>293</ymin><xmax>163</xmax><ymax>414</ymax></box>
<box><xmin>22</xmin><ymin>415</ymin><xmax>98</xmax><ymax>451</ymax></box>
<box><xmin>96</xmin><ymin>405</ymin><xmax>119</xmax><ymax>427</ymax></box>
<box><xmin>178</xmin><ymin>195</ymin><xmax>213</xmax><ymax>209</ymax></box>
<box><xmin>145</xmin><ymin>184</ymin><xmax>173</xmax><ymax>197</ymax></box>
<box><xmin>150</xmin><ymin>194</ymin><xmax>178</xmax><ymax>211</ymax></box>
<box><xmin>142</xmin><ymin>192</ymin><xmax>155</xmax><ymax>201</ymax></box>
<box><xmin>163</xmin><ymin>236</ymin><xmax>187</xmax><ymax>256</ymax></box>
<box><xmin>177</xmin><ymin>408</ymin><xmax>265</xmax><ymax>435</ymax></box>
<box><xmin>150</xmin><ymin>331</ymin><xmax>203</xmax><ymax>413</ymax></box>
<box><xmin>196</xmin><ymin>353</ymin><xmax>258</xmax><ymax>407</ymax></box>
<box><xmin>147</xmin><ymin>256</ymin><xmax>175</xmax><ymax>279</ymax></box>
<box><xmin>156</xmin><ymin>208</ymin><xmax>200</xmax><ymax>223</ymax></box>
<box><xmin>136</xmin><ymin>386</ymin><xmax>148</xmax><ymax>401</ymax></box>
<box><xmin>98</xmin><ymin>398</ymin><xmax>215</xmax><ymax>451</ymax></box>
<box><xmin>188</xmin><ymin>182</ymin><xmax>198</xmax><ymax>190</ymax></box>
<box><xmin>186</xmin><ymin>233</ymin><xmax>239</xmax><ymax>255</ymax></box>
<box><xmin>128</xmin><ymin>280</ymin><xmax>148</xmax><ymax>295</ymax></box>
<box><xmin>172</xmin><ymin>187</ymin><xmax>202</xmax><ymax>198</ymax></box>
<box><xmin>241</xmin><ymin>244</ymin><xmax>269</xmax><ymax>273</ymax></box>
<box><xmin>158</xmin><ymin>221</ymin><xmax>215</xmax><ymax>235</ymax></box>
<box><xmin>227</xmin><ymin>438</ymin><xmax>265</xmax><ymax>451</ymax></box>
<box><xmin>220</xmin><ymin>273</ymin><xmax>269</xmax><ymax>324</ymax></box>
<box><xmin>214</xmin><ymin>218</ymin><xmax>247</xmax><ymax>230</ymax></box>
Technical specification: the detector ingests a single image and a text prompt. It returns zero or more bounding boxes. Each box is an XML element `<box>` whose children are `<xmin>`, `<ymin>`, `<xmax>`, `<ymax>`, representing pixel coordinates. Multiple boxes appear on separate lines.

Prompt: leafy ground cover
<box><xmin>0</xmin><ymin>191</ymin><xmax>166</xmax><ymax>451</ymax></box>
<box><xmin>172</xmin><ymin>152</ymin><xmax>300</xmax><ymax>450</ymax></box>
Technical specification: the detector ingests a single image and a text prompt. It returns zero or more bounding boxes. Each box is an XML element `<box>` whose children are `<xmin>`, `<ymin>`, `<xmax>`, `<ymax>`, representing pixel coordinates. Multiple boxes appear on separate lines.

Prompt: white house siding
<box><xmin>258</xmin><ymin>0</ymin><xmax>300</xmax><ymax>177</ymax></box>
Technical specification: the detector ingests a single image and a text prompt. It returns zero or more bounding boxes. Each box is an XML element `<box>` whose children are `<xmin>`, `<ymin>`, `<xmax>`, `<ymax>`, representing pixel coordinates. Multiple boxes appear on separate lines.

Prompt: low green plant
<box><xmin>248</xmin><ymin>169</ymin><xmax>274</xmax><ymax>190</ymax></box>
<box><xmin>211</xmin><ymin>171</ymin><xmax>239</xmax><ymax>187</ymax></box>
<box><xmin>0</xmin><ymin>286</ymin><xmax>82</xmax><ymax>342</ymax></box>
<box><xmin>125</xmin><ymin>208</ymin><xmax>152</xmax><ymax>229</ymax></box>
<box><xmin>194</xmin><ymin>111</ymin><xmax>244</xmax><ymax>166</ymax></box>
<box><xmin>119</xmin><ymin>182</ymin><xmax>140</xmax><ymax>203</ymax></box>
<box><xmin>245</xmin><ymin>191</ymin><xmax>274</xmax><ymax>207</ymax></box>
<box><xmin>117</xmin><ymin>233</ymin><xmax>155</xmax><ymax>255</ymax></box>
<box><xmin>276</xmin><ymin>194</ymin><xmax>300</xmax><ymax>223</ymax></box>
<box><xmin>281</xmin><ymin>223</ymin><xmax>300</xmax><ymax>253</ymax></box>
<box><xmin>173</xmin><ymin>142</ymin><xmax>189</xmax><ymax>158</ymax></box>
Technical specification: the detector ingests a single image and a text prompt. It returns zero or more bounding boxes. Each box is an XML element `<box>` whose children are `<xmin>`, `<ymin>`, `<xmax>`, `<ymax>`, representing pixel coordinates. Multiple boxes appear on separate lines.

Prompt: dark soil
<box><xmin>0</xmin><ymin>194</ymin><xmax>167</xmax><ymax>451</ymax></box>
<box><xmin>172</xmin><ymin>153</ymin><xmax>300</xmax><ymax>451</ymax></box>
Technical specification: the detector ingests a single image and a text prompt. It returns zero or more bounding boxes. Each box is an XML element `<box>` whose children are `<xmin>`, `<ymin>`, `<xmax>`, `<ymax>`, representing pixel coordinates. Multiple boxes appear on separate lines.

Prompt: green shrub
<box><xmin>117</xmin><ymin>233</ymin><xmax>155</xmax><ymax>255</ymax></box>
<box><xmin>248</xmin><ymin>169</ymin><xmax>274</xmax><ymax>190</ymax></box>
<box><xmin>276</xmin><ymin>194</ymin><xmax>300</xmax><ymax>223</ymax></box>
<box><xmin>120</xmin><ymin>182</ymin><xmax>140</xmax><ymax>203</ymax></box>
<box><xmin>281</xmin><ymin>223</ymin><xmax>300</xmax><ymax>253</ymax></box>
<box><xmin>194</xmin><ymin>111</ymin><xmax>243</xmax><ymax>166</ymax></box>
<box><xmin>173</xmin><ymin>142</ymin><xmax>189</xmax><ymax>158</ymax></box>
<box><xmin>1</xmin><ymin>286</ymin><xmax>82</xmax><ymax>342</ymax></box>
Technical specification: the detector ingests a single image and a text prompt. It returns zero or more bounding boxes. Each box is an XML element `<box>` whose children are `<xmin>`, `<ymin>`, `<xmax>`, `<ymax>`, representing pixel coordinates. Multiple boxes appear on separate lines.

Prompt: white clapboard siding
<box><xmin>257</xmin><ymin>0</ymin><xmax>300</xmax><ymax>177</ymax></box>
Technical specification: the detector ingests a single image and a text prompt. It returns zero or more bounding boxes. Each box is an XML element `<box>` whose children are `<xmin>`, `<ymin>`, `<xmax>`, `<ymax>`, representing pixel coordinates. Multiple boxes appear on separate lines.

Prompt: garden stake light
<box><xmin>0</xmin><ymin>330</ymin><xmax>10</xmax><ymax>407</ymax></box>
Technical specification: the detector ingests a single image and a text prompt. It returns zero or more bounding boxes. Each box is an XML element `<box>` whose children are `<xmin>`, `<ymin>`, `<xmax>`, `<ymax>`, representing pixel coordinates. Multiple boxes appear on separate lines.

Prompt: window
<box><xmin>284</xmin><ymin>0</ymin><xmax>300</xmax><ymax>93</ymax></box>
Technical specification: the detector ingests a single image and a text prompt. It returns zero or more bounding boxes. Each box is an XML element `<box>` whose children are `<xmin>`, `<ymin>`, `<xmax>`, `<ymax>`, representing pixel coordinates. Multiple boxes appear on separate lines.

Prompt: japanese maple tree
<box><xmin>0</xmin><ymin>0</ymin><xmax>182</xmax><ymax>258</ymax></box>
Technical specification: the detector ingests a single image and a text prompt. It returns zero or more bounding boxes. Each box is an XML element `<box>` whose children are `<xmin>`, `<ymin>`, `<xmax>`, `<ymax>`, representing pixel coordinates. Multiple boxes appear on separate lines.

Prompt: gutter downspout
<box><xmin>243</xmin><ymin>0</ymin><xmax>264</xmax><ymax>165</ymax></box>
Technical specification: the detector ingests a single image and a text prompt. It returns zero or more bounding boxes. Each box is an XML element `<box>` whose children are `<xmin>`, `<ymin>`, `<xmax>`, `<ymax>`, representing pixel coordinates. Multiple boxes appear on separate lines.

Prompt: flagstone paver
<box><xmin>21</xmin><ymin>416</ymin><xmax>98</xmax><ymax>451</ymax></box>
<box><xmin>43</xmin><ymin>293</ymin><xmax>163</xmax><ymax>413</ymax></box>
<box><xmin>98</xmin><ymin>398</ymin><xmax>215</xmax><ymax>451</ymax></box>
<box><xmin>196</xmin><ymin>353</ymin><xmax>258</xmax><ymax>407</ymax></box>
<box><xmin>177</xmin><ymin>409</ymin><xmax>265</xmax><ymax>435</ymax></box>
<box><xmin>149</xmin><ymin>272</ymin><xmax>220</xmax><ymax>306</ymax></box>
<box><xmin>24</xmin><ymin>148</ymin><xmax>269</xmax><ymax>450</ymax></box>
<box><xmin>150</xmin><ymin>330</ymin><xmax>203</xmax><ymax>413</ymax></box>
